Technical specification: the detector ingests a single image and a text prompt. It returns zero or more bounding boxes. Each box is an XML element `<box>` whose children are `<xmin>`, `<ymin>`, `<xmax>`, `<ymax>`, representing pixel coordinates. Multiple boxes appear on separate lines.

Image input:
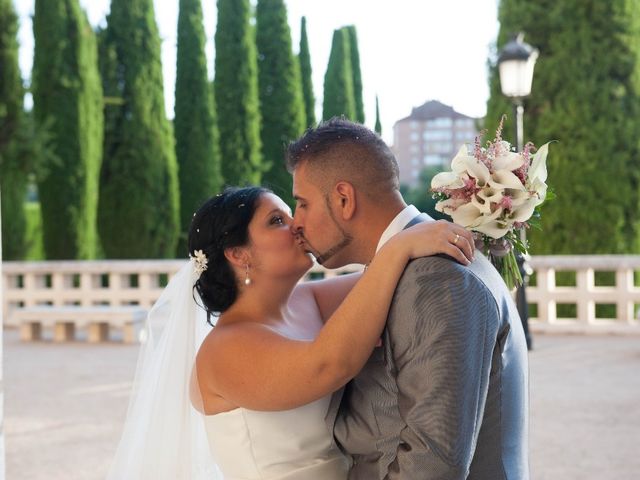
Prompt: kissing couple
<box><xmin>108</xmin><ymin>118</ymin><xmax>529</xmax><ymax>479</ymax></box>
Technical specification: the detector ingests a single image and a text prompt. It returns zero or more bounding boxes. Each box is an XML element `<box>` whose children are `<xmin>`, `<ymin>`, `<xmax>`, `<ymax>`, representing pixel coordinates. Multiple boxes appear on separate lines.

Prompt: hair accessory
<box><xmin>190</xmin><ymin>249</ymin><xmax>209</xmax><ymax>276</ymax></box>
<box><xmin>244</xmin><ymin>264</ymin><xmax>251</xmax><ymax>286</ymax></box>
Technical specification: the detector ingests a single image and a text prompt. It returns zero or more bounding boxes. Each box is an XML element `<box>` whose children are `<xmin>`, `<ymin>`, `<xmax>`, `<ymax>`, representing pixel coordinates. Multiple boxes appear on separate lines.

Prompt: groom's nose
<box><xmin>291</xmin><ymin>222</ymin><xmax>303</xmax><ymax>236</ymax></box>
<box><xmin>291</xmin><ymin>214</ymin><xmax>304</xmax><ymax>236</ymax></box>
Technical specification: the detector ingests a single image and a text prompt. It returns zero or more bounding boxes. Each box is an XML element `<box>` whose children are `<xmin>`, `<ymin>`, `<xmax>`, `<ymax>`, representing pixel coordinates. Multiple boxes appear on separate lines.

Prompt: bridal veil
<box><xmin>106</xmin><ymin>261</ymin><xmax>220</xmax><ymax>479</ymax></box>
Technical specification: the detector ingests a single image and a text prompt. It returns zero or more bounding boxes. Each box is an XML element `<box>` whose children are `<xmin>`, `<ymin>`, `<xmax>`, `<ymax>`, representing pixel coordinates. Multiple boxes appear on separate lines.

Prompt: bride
<box><xmin>107</xmin><ymin>186</ymin><xmax>474</xmax><ymax>479</ymax></box>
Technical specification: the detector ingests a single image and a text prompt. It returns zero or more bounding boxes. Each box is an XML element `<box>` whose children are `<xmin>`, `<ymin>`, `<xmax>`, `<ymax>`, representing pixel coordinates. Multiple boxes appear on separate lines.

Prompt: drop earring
<box><xmin>244</xmin><ymin>264</ymin><xmax>251</xmax><ymax>286</ymax></box>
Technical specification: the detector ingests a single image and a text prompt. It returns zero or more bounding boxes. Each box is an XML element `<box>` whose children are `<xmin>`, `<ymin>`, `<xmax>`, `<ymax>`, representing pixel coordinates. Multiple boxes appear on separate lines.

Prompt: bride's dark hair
<box><xmin>188</xmin><ymin>186</ymin><xmax>270</xmax><ymax>322</ymax></box>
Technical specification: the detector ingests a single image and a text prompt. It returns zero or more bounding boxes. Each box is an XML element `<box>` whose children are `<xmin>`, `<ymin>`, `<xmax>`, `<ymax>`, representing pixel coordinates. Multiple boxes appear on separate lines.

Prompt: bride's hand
<box><xmin>392</xmin><ymin>220</ymin><xmax>475</xmax><ymax>265</ymax></box>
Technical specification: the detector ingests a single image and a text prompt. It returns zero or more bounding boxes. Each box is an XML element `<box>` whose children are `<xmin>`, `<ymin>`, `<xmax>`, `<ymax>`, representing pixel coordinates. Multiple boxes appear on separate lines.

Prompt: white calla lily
<box><xmin>431</xmin><ymin>171</ymin><xmax>464</xmax><ymax>190</ymax></box>
<box><xmin>530</xmin><ymin>178</ymin><xmax>548</xmax><ymax>205</ymax></box>
<box><xmin>474</xmin><ymin>208</ymin><xmax>510</xmax><ymax>239</ymax></box>
<box><xmin>449</xmin><ymin>202</ymin><xmax>484</xmax><ymax>228</ymax></box>
<box><xmin>434</xmin><ymin>197</ymin><xmax>464</xmax><ymax>214</ymax></box>
<box><xmin>493</xmin><ymin>151</ymin><xmax>525</xmax><ymax>172</ymax></box>
<box><xmin>490</xmin><ymin>169</ymin><xmax>527</xmax><ymax>191</ymax></box>
<box><xmin>528</xmin><ymin>142</ymin><xmax>550</xmax><ymax>184</ymax></box>
<box><xmin>474</xmin><ymin>187</ymin><xmax>504</xmax><ymax>214</ymax></box>
<box><xmin>509</xmin><ymin>197</ymin><xmax>538</xmax><ymax>223</ymax></box>
<box><xmin>508</xmin><ymin>189</ymin><xmax>534</xmax><ymax>208</ymax></box>
<box><xmin>450</xmin><ymin>145</ymin><xmax>473</xmax><ymax>172</ymax></box>
<box><xmin>452</xmin><ymin>145</ymin><xmax>491</xmax><ymax>185</ymax></box>
<box><xmin>475</xmin><ymin>220</ymin><xmax>511</xmax><ymax>239</ymax></box>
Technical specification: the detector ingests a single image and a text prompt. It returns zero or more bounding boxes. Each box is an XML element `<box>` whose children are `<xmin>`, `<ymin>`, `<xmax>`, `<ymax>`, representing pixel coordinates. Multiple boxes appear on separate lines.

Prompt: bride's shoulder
<box><xmin>197</xmin><ymin>316</ymin><xmax>281</xmax><ymax>358</ymax></box>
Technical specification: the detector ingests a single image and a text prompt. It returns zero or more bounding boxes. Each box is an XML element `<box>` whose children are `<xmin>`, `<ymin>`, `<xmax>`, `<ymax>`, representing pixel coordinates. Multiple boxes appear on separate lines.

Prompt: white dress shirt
<box><xmin>375</xmin><ymin>205</ymin><xmax>433</xmax><ymax>253</ymax></box>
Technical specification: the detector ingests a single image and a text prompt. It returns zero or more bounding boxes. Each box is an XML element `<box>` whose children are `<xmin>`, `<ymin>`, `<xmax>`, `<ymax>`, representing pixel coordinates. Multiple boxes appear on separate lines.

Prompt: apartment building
<box><xmin>392</xmin><ymin>100</ymin><xmax>479</xmax><ymax>187</ymax></box>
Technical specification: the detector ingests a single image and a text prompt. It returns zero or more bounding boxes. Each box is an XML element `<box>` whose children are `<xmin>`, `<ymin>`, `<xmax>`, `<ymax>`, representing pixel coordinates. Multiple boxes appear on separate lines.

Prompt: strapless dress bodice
<box><xmin>204</xmin><ymin>394</ymin><xmax>348</xmax><ymax>479</ymax></box>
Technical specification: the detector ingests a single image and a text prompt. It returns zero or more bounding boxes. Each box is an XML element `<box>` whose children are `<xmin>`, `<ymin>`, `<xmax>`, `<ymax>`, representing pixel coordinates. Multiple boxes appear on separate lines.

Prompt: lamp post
<box><xmin>498</xmin><ymin>33</ymin><xmax>538</xmax><ymax>350</ymax></box>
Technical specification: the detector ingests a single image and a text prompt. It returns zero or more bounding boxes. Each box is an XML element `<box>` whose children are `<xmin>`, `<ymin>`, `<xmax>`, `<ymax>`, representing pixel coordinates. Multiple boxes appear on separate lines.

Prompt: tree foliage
<box><xmin>175</xmin><ymin>0</ymin><xmax>222</xmax><ymax>256</ymax></box>
<box><xmin>298</xmin><ymin>16</ymin><xmax>316</xmax><ymax>128</ymax></box>
<box><xmin>401</xmin><ymin>167</ymin><xmax>449</xmax><ymax>222</ymax></box>
<box><xmin>98</xmin><ymin>0</ymin><xmax>179</xmax><ymax>258</ymax></box>
<box><xmin>32</xmin><ymin>0</ymin><xmax>103</xmax><ymax>259</ymax></box>
<box><xmin>344</xmin><ymin>25</ymin><xmax>364</xmax><ymax>124</ymax></box>
<box><xmin>323</xmin><ymin>28</ymin><xmax>355</xmax><ymax>120</ymax></box>
<box><xmin>0</xmin><ymin>0</ymin><xmax>27</xmax><ymax>259</ymax></box>
<box><xmin>485</xmin><ymin>0</ymin><xmax>640</xmax><ymax>254</ymax></box>
<box><xmin>256</xmin><ymin>0</ymin><xmax>305</xmax><ymax>205</ymax></box>
<box><xmin>214</xmin><ymin>0</ymin><xmax>263</xmax><ymax>186</ymax></box>
<box><xmin>374</xmin><ymin>95</ymin><xmax>382</xmax><ymax>135</ymax></box>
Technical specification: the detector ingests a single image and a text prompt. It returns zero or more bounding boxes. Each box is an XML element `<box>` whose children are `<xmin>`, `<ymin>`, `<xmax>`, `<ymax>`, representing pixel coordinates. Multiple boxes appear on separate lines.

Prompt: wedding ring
<box><xmin>453</xmin><ymin>234</ymin><xmax>460</xmax><ymax>245</ymax></box>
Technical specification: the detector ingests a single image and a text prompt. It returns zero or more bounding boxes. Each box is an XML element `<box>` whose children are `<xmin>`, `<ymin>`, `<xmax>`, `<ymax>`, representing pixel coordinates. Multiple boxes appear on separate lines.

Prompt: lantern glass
<box><xmin>499</xmin><ymin>53</ymin><xmax>538</xmax><ymax>98</ymax></box>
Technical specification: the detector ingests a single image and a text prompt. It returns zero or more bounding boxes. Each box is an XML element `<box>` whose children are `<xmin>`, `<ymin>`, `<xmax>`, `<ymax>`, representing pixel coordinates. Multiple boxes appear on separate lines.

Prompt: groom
<box><xmin>287</xmin><ymin>118</ymin><xmax>529</xmax><ymax>479</ymax></box>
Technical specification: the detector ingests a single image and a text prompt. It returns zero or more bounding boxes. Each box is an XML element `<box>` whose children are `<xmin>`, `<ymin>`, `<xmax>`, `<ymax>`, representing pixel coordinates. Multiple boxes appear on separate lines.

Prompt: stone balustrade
<box><xmin>2</xmin><ymin>256</ymin><xmax>639</xmax><ymax>337</ymax></box>
<box><xmin>526</xmin><ymin>255</ymin><xmax>640</xmax><ymax>333</ymax></box>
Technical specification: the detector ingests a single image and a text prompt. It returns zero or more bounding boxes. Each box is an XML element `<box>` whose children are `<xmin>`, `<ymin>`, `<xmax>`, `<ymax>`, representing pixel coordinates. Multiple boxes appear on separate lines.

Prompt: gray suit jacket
<box><xmin>327</xmin><ymin>215</ymin><xmax>529</xmax><ymax>479</ymax></box>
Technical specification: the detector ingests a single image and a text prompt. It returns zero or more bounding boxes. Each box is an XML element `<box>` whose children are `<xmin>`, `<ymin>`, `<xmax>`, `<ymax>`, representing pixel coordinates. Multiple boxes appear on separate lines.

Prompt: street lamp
<box><xmin>498</xmin><ymin>33</ymin><xmax>538</xmax><ymax>151</ymax></box>
<box><xmin>498</xmin><ymin>33</ymin><xmax>538</xmax><ymax>350</ymax></box>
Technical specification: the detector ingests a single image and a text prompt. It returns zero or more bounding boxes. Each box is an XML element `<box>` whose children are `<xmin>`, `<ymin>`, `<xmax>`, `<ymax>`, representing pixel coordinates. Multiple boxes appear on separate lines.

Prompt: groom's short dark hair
<box><xmin>286</xmin><ymin>117</ymin><xmax>400</xmax><ymax>197</ymax></box>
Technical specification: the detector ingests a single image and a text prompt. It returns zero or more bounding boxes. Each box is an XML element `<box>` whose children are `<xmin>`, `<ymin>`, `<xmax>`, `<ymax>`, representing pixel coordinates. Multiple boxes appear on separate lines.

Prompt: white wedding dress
<box><xmin>203</xmin><ymin>316</ymin><xmax>349</xmax><ymax>479</ymax></box>
<box><xmin>204</xmin><ymin>397</ymin><xmax>348</xmax><ymax>479</ymax></box>
<box><xmin>107</xmin><ymin>262</ymin><xmax>349</xmax><ymax>479</ymax></box>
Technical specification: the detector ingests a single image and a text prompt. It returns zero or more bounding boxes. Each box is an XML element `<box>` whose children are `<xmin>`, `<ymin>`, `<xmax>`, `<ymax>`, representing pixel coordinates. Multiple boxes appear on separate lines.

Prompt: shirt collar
<box><xmin>375</xmin><ymin>204</ymin><xmax>423</xmax><ymax>253</ymax></box>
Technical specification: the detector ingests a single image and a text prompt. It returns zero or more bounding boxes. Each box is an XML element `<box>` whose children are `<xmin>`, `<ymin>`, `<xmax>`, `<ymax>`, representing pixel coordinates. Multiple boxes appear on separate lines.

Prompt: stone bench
<box><xmin>13</xmin><ymin>305</ymin><xmax>148</xmax><ymax>343</ymax></box>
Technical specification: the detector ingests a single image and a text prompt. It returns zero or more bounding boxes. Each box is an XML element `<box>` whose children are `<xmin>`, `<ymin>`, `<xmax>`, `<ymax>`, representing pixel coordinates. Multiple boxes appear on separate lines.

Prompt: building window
<box><xmin>456</xmin><ymin>119</ymin><xmax>475</xmax><ymax>129</ymax></box>
<box><xmin>432</xmin><ymin>142</ymin><xmax>452</xmax><ymax>154</ymax></box>
<box><xmin>424</xmin><ymin>129</ymin><xmax>453</xmax><ymax>141</ymax></box>
<box><xmin>426</xmin><ymin>117</ymin><xmax>453</xmax><ymax>128</ymax></box>
<box><xmin>410</xmin><ymin>132</ymin><xmax>419</xmax><ymax>141</ymax></box>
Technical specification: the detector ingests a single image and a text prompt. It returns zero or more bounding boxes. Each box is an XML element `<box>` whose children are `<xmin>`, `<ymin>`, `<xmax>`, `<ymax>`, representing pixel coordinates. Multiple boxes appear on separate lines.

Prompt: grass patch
<box><xmin>595</xmin><ymin>304</ymin><xmax>616</xmax><ymax>319</ymax></box>
<box><xmin>24</xmin><ymin>202</ymin><xmax>44</xmax><ymax>260</ymax></box>
<box><xmin>594</xmin><ymin>271</ymin><xmax>615</xmax><ymax>287</ymax></box>
<box><xmin>556</xmin><ymin>303</ymin><xmax>577</xmax><ymax>318</ymax></box>
<box><xmin>555</xmin><ymin>271</ymin><xmax>576</xmax><ymax>287</ymax></box>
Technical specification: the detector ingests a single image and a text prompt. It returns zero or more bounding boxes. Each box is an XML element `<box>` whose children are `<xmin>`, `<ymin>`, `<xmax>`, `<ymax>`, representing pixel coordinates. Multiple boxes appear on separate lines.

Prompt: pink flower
<box><xmin>499</xmin><ymin>195</ymin><xmax>513</xmax><ymax>211</ymax></box>
<box><xmin>474</xmin><ymin>134</ymin><xmax>492</xmax><ymax>170</ymax></box>
<box><xmin>494</xmin><ymin>115</ymin><xmax>506</xmax><ymax>143</ymax></box>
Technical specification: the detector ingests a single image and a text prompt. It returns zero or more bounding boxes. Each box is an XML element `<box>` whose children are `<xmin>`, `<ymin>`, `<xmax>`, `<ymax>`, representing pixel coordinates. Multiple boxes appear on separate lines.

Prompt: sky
<box><xmin>15</xmin><ymin>0</ymin><xmax>499</xmax><ymax>144</ymax></box>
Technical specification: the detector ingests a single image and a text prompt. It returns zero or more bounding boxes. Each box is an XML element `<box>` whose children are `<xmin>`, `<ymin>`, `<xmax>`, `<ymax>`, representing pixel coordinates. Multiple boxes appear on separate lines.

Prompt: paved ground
<box><xmin>4</xmin><ymin>329</ymin><xmax>640</xmax><ymax>479</ymax></box>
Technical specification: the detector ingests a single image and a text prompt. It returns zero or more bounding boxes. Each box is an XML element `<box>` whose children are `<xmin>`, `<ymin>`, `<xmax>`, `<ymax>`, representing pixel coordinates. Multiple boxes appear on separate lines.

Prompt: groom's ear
<box><xmin>333</xmin><ymin>181</ymin><xmax>356</xmax><ymax>221</ymax></box>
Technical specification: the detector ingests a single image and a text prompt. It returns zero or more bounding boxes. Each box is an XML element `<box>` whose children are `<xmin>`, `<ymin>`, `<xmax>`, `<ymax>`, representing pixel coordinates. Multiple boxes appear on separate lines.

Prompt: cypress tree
<box><xmin>344</xmin><ymin>25</ymin><xmax>364</xmax><ymax>124</ymax></box>
<box><xmin>175</xmin><ymin>0</ymin><xmax>222</xmax><ymax>256</ymax></box>
<box><xmin>214</xmin><ymin>0</ymin><xmax>262</xmax><ymax>186</ymax></box>
<box><xmin>486</xmin><ymin>0</ymin><xmax>640</xmax><ymax>254</ymax></box>
<box><xmin>0</xmin><ymin>0</ymin><xmax>26</xmax><ymax>260</ymax></box>
<box><xmin>298</xmin><ymin>16</ymin><xmax>316</xmax><ymax>128</ymax></box>
<box><xmin>323</xmin><ymin>28</ymin><xmax>356</xmax><ymax>120</ymax></box>
<box><xmin>484</xmin><ymin>0</ymin><xmax>548</xmax><ymax>147</ymax></box>
<box><xmin>32</xmin><ymin>0</ymin><xmax>103</xmax><ymax>259</ymax></box>
<box><xmin>256</xmin><ymin>0</ymin><xmax>305</xmax><ymax>205</ymax></box>
<box><xmin>98</xmin><ymin>0</ymin><xmax>180</xmax><ymax>258</ymax></box>
<box><xmin>374</xmin><ymin>95</ymin><xmax>382</xmax><ymax>135</ymax></box>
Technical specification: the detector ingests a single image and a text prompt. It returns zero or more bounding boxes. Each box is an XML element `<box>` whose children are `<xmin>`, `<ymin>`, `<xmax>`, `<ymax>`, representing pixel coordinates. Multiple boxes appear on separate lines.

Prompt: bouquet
<box><xmin>431</xmin><ymin>117</ymin><xmax>551</xmax><ymax>289</ymax></box>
